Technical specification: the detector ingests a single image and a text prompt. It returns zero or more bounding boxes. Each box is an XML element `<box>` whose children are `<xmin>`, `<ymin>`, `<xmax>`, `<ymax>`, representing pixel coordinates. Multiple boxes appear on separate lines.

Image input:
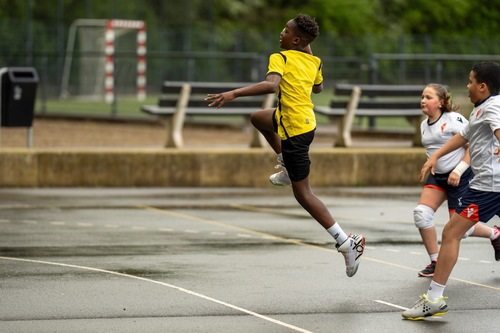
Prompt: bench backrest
<box><xmin>331</xmin><ymin>83</ymin><xmax>426</xmax><ymax>110</ymax></box>
<box><xmin>159</xmin><ymin>81</ymin><xmax>272</xmax><ymax>108</ymax></box>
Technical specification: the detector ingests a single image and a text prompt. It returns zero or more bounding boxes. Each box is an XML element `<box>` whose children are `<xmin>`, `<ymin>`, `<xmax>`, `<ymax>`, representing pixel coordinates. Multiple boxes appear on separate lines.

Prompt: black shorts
<box><xmin>272</xmin><ymin>109</ymin><xmax>315</xmax><ymax>182</ymax></box>
<box><xmin>423</xmin><ymin>168</ymin><xmax>474</xmax><ymax>211</ymax></box>
<box><xmin>281</xmin><ymin>131</ymin><xmax>315</xmax><ymax>182</ymax></box>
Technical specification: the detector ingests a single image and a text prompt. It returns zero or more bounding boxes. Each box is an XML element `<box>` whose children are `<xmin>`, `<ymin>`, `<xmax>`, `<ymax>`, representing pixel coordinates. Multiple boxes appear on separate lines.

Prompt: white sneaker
<box><xmin>269</xmin><ymin>158</ymin><xmax>291</xmax><ymax>186</ymax></box>
<box><xmin>336</xmin><ymin>234</ymin><xmax>365</xmax><ymax>277</ymax></box>
<box><xmin>402</xmin><ymin>294</ymin><xmax>448</xmax><ymax>320</ymax></box>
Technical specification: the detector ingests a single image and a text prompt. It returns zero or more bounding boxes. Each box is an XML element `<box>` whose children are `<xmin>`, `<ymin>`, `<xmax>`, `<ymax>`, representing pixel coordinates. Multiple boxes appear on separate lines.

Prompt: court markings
<box><xmin>374</xmin><ymin>300</ymin><xmax>409</xmax><ymax>311</ymax></box>
<box><xmin>2</xmin><ymin>204</ymin><xmax>498</xmax><ymax>328</ymax></box>
<box><xmin>139</xmin><ymin>205</ymin><xmax>500</xmax><ymax>292</ymax></box>
<box><xmin>374</xmin><ymin>300</ymin><xmax>447</xmax><ymax>321</ymax></box>
<box><xmin>1</xmin><ymin>214</ymin><xmax>497</xmax><ymax>269</ymax></box>
<box><xmin>0</xmin><ymin>256</ymin><xmax>313</xmax><ymax>333</ymax></box>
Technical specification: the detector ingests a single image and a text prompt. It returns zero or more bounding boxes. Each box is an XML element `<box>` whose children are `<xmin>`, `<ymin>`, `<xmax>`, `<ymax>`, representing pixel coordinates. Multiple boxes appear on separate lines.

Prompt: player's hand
<box><xmin>205</xmin><ymin>92</ymin><xmax>235</xmax><ymax>109</ymax></box>
<box><xmin>420</xmin><ymin>157</ymin><xmax>437</xmax><ymax>183</ymax></box>
<box><xmin>495</xmin><ymin>147</ymin><xmax>500</xmax><ymax>162</ymax></box>
<box><xmin>447</xmin><ymin>172</ymin><xmax>460</xmax><ymax>187</ymax></box>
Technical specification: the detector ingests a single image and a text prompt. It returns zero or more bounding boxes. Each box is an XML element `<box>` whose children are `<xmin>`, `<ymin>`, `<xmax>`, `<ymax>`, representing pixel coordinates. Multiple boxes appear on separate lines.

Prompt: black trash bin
<box><xmin>0</xmin><ymin>67</ymin><xmax>39</xmax><ymax>127</ymax></box>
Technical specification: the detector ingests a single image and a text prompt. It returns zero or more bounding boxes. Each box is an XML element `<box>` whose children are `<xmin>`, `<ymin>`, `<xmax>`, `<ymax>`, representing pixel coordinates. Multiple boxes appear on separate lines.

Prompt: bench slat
<box><xmin>141</xmin><ymin>105</ymin><xmax>175</xmax><ymax>115</ymax></box>
<box><xmin>335</xmin><ymin>83</ymin><xmax>426</xmax><ymax>97</ymax></box>
<box><xmin>142</xmin><ymin>105</ymin><xmax>259</xmax><ymax>116</ymax></box>
<box><xmin>162</xmin><ymin>81</ymin><xmax>255</xmax><ymax>94</ymax></box>
<box><xmin>158</xmin><ymin>99</ymin><xmax>269</xmax><ymax>108</ymax></box>
<box><xmin>329</xmin><ymin>101</ymin><xmax>419</xmax><ymax>109</ymax></box>
<box><xmin>316</xmin><ymin>108</ymin><xmax>421</xmax><ymax>117</ymax></box>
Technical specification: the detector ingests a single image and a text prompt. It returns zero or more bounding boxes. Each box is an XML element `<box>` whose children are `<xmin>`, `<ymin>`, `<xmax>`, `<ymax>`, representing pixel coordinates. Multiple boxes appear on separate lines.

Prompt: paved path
<box><xmin>0</xmin><ymin>187</ymin><xmax>498</xmax><ymax>333</ymax></box>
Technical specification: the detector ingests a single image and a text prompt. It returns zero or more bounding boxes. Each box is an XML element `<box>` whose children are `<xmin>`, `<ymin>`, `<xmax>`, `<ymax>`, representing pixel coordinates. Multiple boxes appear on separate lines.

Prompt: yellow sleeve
<box><xmin>267</xmin><ymin>53</ymin><xmax>286</xmax><ymax>77</ymax></box>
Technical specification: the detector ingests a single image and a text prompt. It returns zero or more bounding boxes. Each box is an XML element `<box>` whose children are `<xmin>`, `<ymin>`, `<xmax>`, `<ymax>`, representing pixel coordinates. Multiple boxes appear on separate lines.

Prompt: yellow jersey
<box><xmin>267</xmin><ymin>50</ymin><xmax>323</xmax><ymax>140</ymax></box>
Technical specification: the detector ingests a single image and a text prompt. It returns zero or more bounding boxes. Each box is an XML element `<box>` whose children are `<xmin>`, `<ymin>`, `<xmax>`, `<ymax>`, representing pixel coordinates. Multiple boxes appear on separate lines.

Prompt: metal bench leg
<box><xmin>165</xmin><ymin>83</ymin><xmax>191</xmax><ymax>148</ymax></box>
<box><xmin>249</xmin><ymin>93</ymin><xmax>275</xmax><ymax>148</ymax></box>
<box><xmin>335</xmin><ymin>86</ymin><xmax>361</xmax><ymax>147</ymax></box>
<box><xmin>162</xmin><ymin>115</ymin><xmax>177</xmax><ymax>148</ymax></box>
<box><xmin>409</xmin><ymin>115</ymin><xmax>424</xmax><ymax>147</ymax></box>
<box><xmin>332</xmin><ymin>115</ymin><xmax>346</xmax><ymax>147</ymax></box>
<box><xmin>249</xmin><ymin>127</ymin><xmax>268</xmax><ymax>148</ymax></box>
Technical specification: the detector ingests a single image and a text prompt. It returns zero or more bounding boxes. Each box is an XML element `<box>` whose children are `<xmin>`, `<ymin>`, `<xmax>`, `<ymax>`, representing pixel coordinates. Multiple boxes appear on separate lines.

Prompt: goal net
<box><xmin>60</xmin><ymin>19</ymin><xmax>146</xmax><ymax>103</ymax></box>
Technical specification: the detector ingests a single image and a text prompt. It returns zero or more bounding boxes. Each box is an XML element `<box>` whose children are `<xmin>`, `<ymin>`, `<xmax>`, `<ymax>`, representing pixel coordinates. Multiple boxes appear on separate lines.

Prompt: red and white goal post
<box><xmin>105</xmin><ymin>19</ymin><xmax>147</xmax><ymax>103</ymax></box>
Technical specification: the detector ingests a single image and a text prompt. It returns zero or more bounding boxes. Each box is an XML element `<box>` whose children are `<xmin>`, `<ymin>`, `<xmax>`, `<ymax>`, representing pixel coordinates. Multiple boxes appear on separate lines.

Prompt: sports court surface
<box><xmin>0</xmin><ymin>187</ymin><xmax>498</xmax><ymax>333</ymax></box>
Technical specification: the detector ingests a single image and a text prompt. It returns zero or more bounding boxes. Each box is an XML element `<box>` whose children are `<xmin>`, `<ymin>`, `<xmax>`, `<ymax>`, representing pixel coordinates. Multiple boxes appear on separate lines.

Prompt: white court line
<box><xmin>77</xmin><ymin>223</ymin><xmax>93</xmax><ymax>227</ymax></box>
<box><xmin>375</xmin><ymin>300</ymin><xmax>444</xmax><ymax>321</ymax></box>
<box><xmin>0</xmin><ymin>219</ymin><xmax>10</xmax><ymax>223</ymax></box>
<box><xmin>0</xmin><ymin>256</ymin><xmax>313</xmax><ymax>333</ymax></box>
<box><xmin>374</xmin><ymin>300</ymin><xmax>409</xmax><ymax>311</ymax></box>
<box><xmin>50</xmin><ymin>221</ymin><xmax>66</xmax><ymax>226</ymax></box>
<box><xmin>21</xmin><ymin>220</ymin><xmax>37</xmax><ymax>224</ymax></box>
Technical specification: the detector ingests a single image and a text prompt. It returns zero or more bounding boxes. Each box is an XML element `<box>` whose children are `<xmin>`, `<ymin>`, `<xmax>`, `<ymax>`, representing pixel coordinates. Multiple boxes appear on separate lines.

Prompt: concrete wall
<box><xmin>0</xmin><ymin>147</ymin><xmax>427</xmax><ymax>187</ymax></box>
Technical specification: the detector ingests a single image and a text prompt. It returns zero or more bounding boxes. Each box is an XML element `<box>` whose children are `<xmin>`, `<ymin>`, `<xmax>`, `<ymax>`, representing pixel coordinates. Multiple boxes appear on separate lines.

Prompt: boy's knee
<box><xmin>250</xmin><ymin>112</ymin><xmax>259</xmax><ymax>126</ymax></box>
<box><xmin>442</xmin><ymin>218</ymin><xmax>474</xmax><ymax>241</ymax></box>
<box><xmin>250</xmin><ymin>109</ymin><xmax>272</xmax><ymax>130</ymax></box>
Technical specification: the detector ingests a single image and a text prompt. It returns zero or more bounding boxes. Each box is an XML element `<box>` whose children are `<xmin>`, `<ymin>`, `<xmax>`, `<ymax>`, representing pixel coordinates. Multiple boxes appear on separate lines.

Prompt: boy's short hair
<box><xmin>472</xmin><ymin>61</ymin><xmax>500</xmax><ymax>95</ymax></box>
<box><xmin>293</xmin><ymin>13</ymin><xmax>319</xmax><ymax>45</ymax></box>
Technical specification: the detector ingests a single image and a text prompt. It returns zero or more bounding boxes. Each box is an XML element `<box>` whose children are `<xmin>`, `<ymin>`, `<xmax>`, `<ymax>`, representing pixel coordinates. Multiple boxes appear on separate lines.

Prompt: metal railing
<box><xmin>369</xmin><ymin>53</ymin><xmax>500</xmax><ymax>85</ymax></box>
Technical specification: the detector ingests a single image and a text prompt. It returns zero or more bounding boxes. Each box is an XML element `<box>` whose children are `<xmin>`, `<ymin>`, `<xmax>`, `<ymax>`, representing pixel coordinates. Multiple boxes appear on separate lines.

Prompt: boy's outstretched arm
<box><xmin>206</xmin><ymin>74</ymin><xmax>280</xmax><ymax>109</ymax></box>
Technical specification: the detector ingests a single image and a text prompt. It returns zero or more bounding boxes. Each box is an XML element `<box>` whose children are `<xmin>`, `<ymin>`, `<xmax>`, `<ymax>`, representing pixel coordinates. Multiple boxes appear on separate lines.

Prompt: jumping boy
<box><xmin>402</xmin><ymin>61</ymin><xmax>500</xmax><ymax>320</ymax></box>
<box><xmin>205</xmin><ymin>13</ymin><xmax>365</xmax><ymax>277</ymax></box>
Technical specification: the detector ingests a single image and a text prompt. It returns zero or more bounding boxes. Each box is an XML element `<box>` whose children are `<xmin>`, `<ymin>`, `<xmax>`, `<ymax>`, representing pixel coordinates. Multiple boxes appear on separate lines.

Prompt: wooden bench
<box><xmin>314</xmin><ymin>83</ymin><xmax>426</xmax><ymax>147</ymax></box>
<box><xmin>141</xmin><ymin>81</ymin><xmax>275</xmax><ymax>148</ymax></box>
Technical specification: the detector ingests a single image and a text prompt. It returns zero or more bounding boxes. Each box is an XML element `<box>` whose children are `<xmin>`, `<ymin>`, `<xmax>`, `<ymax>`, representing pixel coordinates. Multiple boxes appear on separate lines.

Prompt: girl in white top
<box><xmin>413</xmin><ymin>83</ymin><xmax>499</xmax><ymax>277</ymax></box>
